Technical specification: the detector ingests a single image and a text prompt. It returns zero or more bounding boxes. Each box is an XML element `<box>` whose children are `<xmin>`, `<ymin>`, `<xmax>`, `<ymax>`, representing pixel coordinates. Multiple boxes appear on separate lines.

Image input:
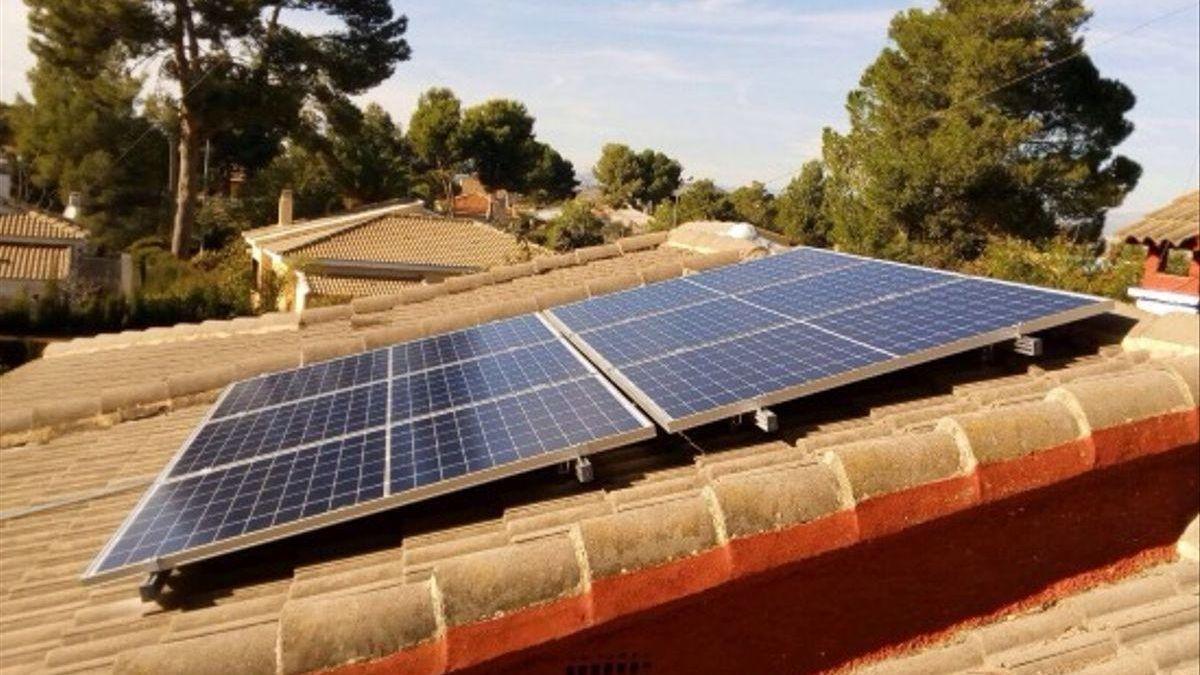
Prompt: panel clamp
<box><xmin>754</xmin><ymin>408</ymin><xmax>778</xmax><ymax>433</ymax></box>
<box><xmin>1012</xmin><ymin>335</ymin><xmax>1043</xmax><ymax>357</ymax></box>
<box><xmin>574</xmin><ymin>457</ymin><xmax>594</xmax><ymax>483</ymax></box>
<box><xmin>139</xmin><ymin>570</ymin><xmax>169</xmax><ymax>602</ymax></box>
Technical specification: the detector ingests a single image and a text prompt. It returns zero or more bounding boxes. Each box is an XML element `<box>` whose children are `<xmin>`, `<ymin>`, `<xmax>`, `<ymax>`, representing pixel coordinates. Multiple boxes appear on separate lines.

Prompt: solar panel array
<box><xmin>548</xmin><ymin>247</ymin><xmax>1109</xmax><ymax>431</ymax></box>
<box><xmin>86</xmin><ymin>315</ymin><xmax>653</xmax><ymax>581</ymax></box>
<box><xmin>88</xmin><ymin>247</ymin><xmax>1110</xmax><ymax>582</ymax></box>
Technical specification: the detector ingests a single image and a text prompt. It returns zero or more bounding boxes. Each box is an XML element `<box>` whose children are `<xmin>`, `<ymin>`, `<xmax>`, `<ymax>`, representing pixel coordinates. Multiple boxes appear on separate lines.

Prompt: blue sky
<box><xmin>2</xmin><ymin>0</ymin><xmax>1197</xmax><ymax>229</ymax></box>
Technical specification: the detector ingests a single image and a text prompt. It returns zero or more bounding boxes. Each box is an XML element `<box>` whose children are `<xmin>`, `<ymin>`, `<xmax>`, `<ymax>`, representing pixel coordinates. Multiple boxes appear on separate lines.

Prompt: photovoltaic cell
<box><xmin>95</xmin><ymin>431</ymin><xmax>386</xmax><ymax>574</ymax></box>
<box><xmin>87</xmin><ymin>315</ymin><xmax>653</xmax><ymax>581</ymax></box>
<box><xmin>683</xmin><ymin>246</ymin><xmax>863</xmax><ymax>294</ymax></box>
<box><xmin>809</xmin><ymin>278</ymin><xmax>1098</xmax><ymax>356</ymax></box>
<box><xmin>390</xmin><ymin>378</ymin><xmax>647</xmax><ymax>491</ymax></box>
<box><xmin>550</xmin><ymin>246</ymin><xmax>1108</xmax><ymax>430</ymax></box>
<box><xmin>549</xmin><ymin>278</ymin><xmax>721</xmax><ymax>333</ymax></box>
<box><xmin>169</xmin><ymin>382</ymin><xmax>389</xmax><ymax>477</ymax></box>
<box><xmin>738</xmin><ymin>263</ymin><xmax>956</xmax><ymax>320</ymax></box>
<box><xmin>621</xmin><ymin>322</ymin><xmax>891</xmax><ymax>420</ymax></box>
<box><xmin>579</xmin><ymin>297</ymin><xmax>789</xmax><ymax>367</ymax></box>
<box><xmin>391</xmin><ymin>314</ymin><xmax>553</xmax><ymax>374</ymax></box>
<box><xmin>213</xmin><ymin>349</ymin><xmax>389</xmax><ymax>419</ymax></box>
<box><xmin>389</xmin><ymin>341</ymin><xmax>589</xmax><ymax>420</ymax></box>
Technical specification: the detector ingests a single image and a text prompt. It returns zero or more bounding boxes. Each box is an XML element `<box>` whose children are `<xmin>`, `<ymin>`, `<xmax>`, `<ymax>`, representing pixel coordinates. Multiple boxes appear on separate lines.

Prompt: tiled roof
<box><xmin>0</xmin><ymin>243</ymin><xmax>72</xmax><ymax>281</ymax></box>
<box><xmin>305</xmin><ymin>275</ymin><xmax>422</xmax><ymax>298</ymax></box>
<box><xmin>860</xmin><ymin>558</ymin><xmax>1198</xmax><ymax>674</ymax></box>
<box><xmin>291</xmin><ymin>215</ymin><xmax>541</xmax><ymax>270</ymax></box>
<box><xmin>242</xmin><ymin>200</ymin><xmax>429</xmax><ymax>255</ymax></box>
<box><xmin>0</xmin><ymin>202</ymin><xmax>88</xmax><ymax>241</ymax></box>
<box><xmin>1116</xmin><ymin>190</ymin><xmax>1200</xmax><ymax>247</ymax></box>
<box><xmin>1</xmin><ymin>235</ymin><xmax>1197</xmax><ymax>674</ymax></box>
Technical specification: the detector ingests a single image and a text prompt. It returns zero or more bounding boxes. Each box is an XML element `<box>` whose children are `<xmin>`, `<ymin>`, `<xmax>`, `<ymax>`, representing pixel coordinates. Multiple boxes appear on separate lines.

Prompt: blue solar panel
<box><xmin>389</xmin><ymin>340</ymin><xmax>589</xmax><ymax>420</ymax></box>
<box><xmin>390</xmin><ymin>378</ymin><xmax>648</xmax><ymax>491</ymax></box>
<box><xmin>579</xmin><ymin>297</ymin><xmax>789</xmax><ymax>367</ymax></box>
<box><xmin>213</xmin><ymin>349</ymin><xmax>390</xmax><ymax>419</ymax></box>
<box><xmin>170</xmin><ymin>382</ymin><xmax>389</xmax><ymax>477</ymax></box>
<box><xmin>87</xmin><ymin>315</ymin><xmax>653</xmax><ymax>581</ymax></box>
<box><xmin>391</xmin><ymin>314</ymin><xmax>553</xmax><ymax>374</ymax></box>
<box><xmin>549</xmin><ymin>247</ymin><xmax>1109</xmax><ymax>430</ymax></box>
<box><xmin>683</xmin><ymin>247</ymin><xmax>863</xmax><ymax>294</ymax></box>
<box><xmin>94</xmin><ymin>431</ymin><xmax>387</xmax><ymax>574</ymax></box>
<box><xmin>809</xmin><ymin>278</ymin><xmax>1099</xmax><ymax>356</ymax></box>
<box><xmin>739</xmin><ymin>263</ymin><xmax>956</xmax><ymax>320</ymax></box>
<box><xmin>622</xmin><ymin>322</ymin><xmax>890</xmax><ymax>420</ymax></box>
<box><xmin>551</xmin><ymin>277</ymin><xmax>721</xmax><ymax>333</ymax></box>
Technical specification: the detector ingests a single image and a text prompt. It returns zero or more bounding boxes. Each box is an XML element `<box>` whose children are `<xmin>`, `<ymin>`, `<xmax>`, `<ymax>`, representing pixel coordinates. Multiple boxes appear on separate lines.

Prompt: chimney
<box><xmin>278</xmin><ymin>189</ymin><xmax>293</xmax><ymax>226</ymax></box>
<box><xmin>63</xmin><ymin>192</ymin><xmax>82</xmax><ymax>220</ymax></box>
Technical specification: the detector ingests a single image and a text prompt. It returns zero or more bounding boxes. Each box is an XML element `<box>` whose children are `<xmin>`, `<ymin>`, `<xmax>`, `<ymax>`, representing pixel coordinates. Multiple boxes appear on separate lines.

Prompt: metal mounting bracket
<box><xmin>754</xmin><ymin>408</ymin><xmax>778</xmax><ymax>433</ymax></box>
<box><xmin>139</xmin><ymin>570</ymin><xmax>168</xmax><ymax>602</ymax></box>
<box><xmin>574</xmin><ymin>457</ymin><xmax>594</xmax><ymax>483</ymax></box>
<box><xmin>1013</xmin><ymin>335</ymin><xmax>1043</xmax><ymax>357</ymax></box>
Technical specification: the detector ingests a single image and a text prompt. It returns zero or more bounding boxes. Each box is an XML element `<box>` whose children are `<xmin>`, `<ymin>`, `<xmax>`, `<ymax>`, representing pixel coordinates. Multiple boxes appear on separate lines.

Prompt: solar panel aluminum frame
<box><xmin>545</xmin><ymin>265</ymin><xmax>1113</xmax><ymax>433</ymax></box>
<box><xmin>82</xmin><ymin>315</ymin><xmax>655</xmax><ymax>584</ymax></box>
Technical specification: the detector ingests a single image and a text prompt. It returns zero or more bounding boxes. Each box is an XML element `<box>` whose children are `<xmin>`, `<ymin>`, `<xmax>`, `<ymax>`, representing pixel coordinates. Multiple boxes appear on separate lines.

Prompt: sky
<box><xmin>1</xmin><ymin>0</ymin><xmax>1197</xmax><ymax>230</ymax></box>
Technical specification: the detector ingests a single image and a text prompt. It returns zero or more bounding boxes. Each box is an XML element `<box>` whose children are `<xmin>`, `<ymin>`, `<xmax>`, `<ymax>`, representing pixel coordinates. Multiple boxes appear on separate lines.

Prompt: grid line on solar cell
<box><xmin>389</xmin><ymin>378</ymin><xmax>645</xmax><ymax>491</ymax></box>
<box><xmin>390</xmin><ymin>314</ymin><xmax>554</xmax><ymax>374</ymax></box>
<box><xmin>578</xmin><ymin>297</ymin><xmax>790</xmax><ymax>367</ymax></box>
<box><xmin>683</xmin><ymin>247</ymin><xmax>866</xmax><ymax>295</ymax></box>
<box><xmin>169</xmin><ymin>382</ymin><xmax>389</xmax><ymax>478</ymax></box>
<box><xmin>621</xmin><ymin>322</ymin><xmax>891</xmax><ymax>420</ymax></box>
<box><xmin>737</xmin><ymin>263</ymin><xmax>959</xmax><ymax>321</ymax></box>
<box><xmin>550</xmin><ymin>278</ymin><xmax>722</xmax><ymax>334</ymax></box>
<box><xmin>212</xmin><ymin>349</ymin><xmax>390</xmax><ymax>420</ymax></box>
<box><xmin>809</xmin><ymin>278</ymin><xmax>1097</xmax><ymax>356</ymax></box>
<box><xmin>389</xmin><ymin>340</ymin><xmax>589</xmax><ymax>421</ymax></box>
<box><xmin>96</xmin><ymin>431</ymin><xmax>387</xmax><ymax>573</ymax></box>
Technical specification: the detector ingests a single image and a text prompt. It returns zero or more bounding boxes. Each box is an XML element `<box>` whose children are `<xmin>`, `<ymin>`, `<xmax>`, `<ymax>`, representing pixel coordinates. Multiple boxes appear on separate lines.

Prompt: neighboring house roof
<box><xmin>0</xmin><ymin>234</ymin><xmax>1197</xmax><ymax>674</ymax></box>
<box><xmin>0</xmin><ymin>243</ymin><xmax>72</xmax><ymax>281</ymax></box>
<box><xmin>242</xmin><ymin>200</ymin><xmax>428</xmax><ymax>256</ymax></box>
<box><xmin>291</xmin><ymin>215</ymin><xmax>539</xmax><ymax>271</ymax></box>
<box><xmin>305</xmin><ymin>274</ymin><xmax>423</xmax><ymax>298</ymax></box>
<box><xmin>1116</xmin><ymin>189</ymin><xmax>1199</xmax><ymax>248</ymax></box>
<box><xmin>0</xmin><ymin>201</ymin><xmax>87</xmax><ymax>242</ymax></box>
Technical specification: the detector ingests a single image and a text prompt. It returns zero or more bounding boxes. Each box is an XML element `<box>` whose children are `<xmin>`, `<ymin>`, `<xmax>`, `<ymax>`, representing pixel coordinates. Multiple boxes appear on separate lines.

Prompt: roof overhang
<box><xmin>305</xmin><ymin>258</ymin><xmax>480</xmax><ymax>279</ymax></box>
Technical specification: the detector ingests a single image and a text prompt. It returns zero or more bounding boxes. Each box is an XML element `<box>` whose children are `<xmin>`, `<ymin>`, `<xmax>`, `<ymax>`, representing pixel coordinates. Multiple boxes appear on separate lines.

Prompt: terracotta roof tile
<box><xmin>292</xmin><ymin>215</ymin><xmax>541</xmax><ymax>270</ymax></box>
<box><xmin>0</xmin><ymin>243</ymin><xmax>72</xmax><ymax>281</ymax></box>
<box><xmin>305</xmin><ymin>274</ymin><xmax>421</xmax><ymax>298</ymax></box>
<box><xmin>0</xmin><ymin>204</ymin><xmax>87</xmax><ymax>240</ymax></box>
<box><xmin>1115</xmin><ymin>189</ymin><xmax>1199</xmax><ymax>247</ymax></box>
<box><xmin>1</xmin><ymin>245</ymin><xmax>1197</xmax><ymax>674</ymax></box>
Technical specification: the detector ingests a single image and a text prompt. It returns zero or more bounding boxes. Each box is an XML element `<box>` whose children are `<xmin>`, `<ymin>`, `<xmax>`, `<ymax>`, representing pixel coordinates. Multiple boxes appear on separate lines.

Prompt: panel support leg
<box><xmin>139</xmin><ymin>570</ymin><xmax>168</xmax><ymax>603</ymax></box>
<box><xmin>574</xmin><ymin>457</ymin><xmax>594</xmax><ymax>484</ymax></box>
<box><xmin>754</xmin><ymin>408</ymin><xmax>778</xmax><ymax>433</ymax></box>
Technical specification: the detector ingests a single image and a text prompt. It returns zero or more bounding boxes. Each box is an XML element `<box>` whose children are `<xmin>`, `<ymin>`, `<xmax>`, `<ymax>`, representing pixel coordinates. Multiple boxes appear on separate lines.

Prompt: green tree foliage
<box><xmin>320</xmin><ymin>103</ymin><xmax>410</xmax><ymax>207</ymax></box>
<box><xmin>966</xmin><ymin>237</ymin><xmax>1143</xmax><ymax>299</ymax></box>
<box><xmin>407</xmin><ymin>88</ymin><xmax>463</xmax><ymax>213</ymax></box>
<box><xmin>25</xmin><ymin>0</ymin><xmax>410</xmax><ymax>256</ymax></box>
<box><xmin>774</xmin><ymin>161</ymin><xmax>832</xmax><ymax>245</ymax></box>
<box><xmin>457</xmin><ymin>99</ymin><xmax>537</xmax><ymax>192</ymax></box>
<box><xmin>728</xmin><ymin>181</ymin><xmax>776</xmax><ymax>228</ymax></box>
<box><xmin>593</xmin><ymin>143</ymin><xmax>682</xmax><ymax>209</ymax></box>
<box><xmin>651</xmin><ymin>179</ymin><xmax>734</xmax><ymax>229</ymax></box>
<box><xmin>524</xmin><ymin>142</ymin><xmax>578</xmax><ymax>205</ymax></box>
<box><xmin>822</xmin><ymin>0</ymin><xmax>1140</xmax><ymax>260</ymax></box>
<box><xmin>545</xmin><ymin>199</ymin><xmax>605</xmax><ymax>251</ymax></box>
<box><xmin>10</xmin><ymin>58</ymin><xmax>168</xmax><ymax>251</ymax></box>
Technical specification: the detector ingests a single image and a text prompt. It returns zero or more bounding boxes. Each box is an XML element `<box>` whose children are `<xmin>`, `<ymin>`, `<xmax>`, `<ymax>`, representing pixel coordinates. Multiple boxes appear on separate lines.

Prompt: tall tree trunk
<box><xmin>171</xmin><ymin>109</ymin><xmax>199</xmax><ymax>256</ymax></box>
<box><xmin>444</xmin><ymin>174</ymin><xmax>455</xmax><ymax>217</ymax></box>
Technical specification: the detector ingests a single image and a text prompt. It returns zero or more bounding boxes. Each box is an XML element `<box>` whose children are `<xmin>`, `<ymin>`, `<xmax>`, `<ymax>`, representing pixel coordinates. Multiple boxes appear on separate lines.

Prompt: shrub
<box><xmin>965</xmin><ymin>236</ymin><xmax>1143</xmax><ymax>300</ymax></box>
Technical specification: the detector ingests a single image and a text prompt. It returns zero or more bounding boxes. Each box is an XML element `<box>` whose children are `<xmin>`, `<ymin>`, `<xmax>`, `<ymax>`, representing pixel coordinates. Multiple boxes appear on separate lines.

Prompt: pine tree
<box><xmin>822</xmin><ymin>0</ymin><xmax>1140</xmax><ymax>260</ymax></box>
